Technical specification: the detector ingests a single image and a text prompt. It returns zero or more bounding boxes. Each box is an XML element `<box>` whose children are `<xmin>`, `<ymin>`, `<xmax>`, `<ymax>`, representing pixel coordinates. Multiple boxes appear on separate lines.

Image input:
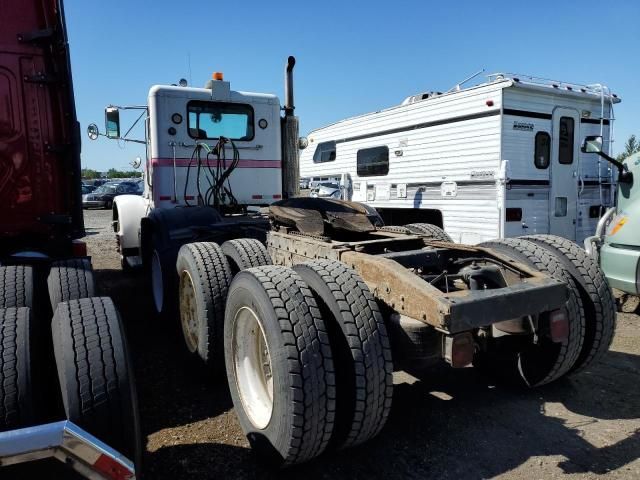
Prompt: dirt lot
<box><xmin>84</xmin><ymin>208</ymin><xmax>640</xmax><ymax>479</ymax></box>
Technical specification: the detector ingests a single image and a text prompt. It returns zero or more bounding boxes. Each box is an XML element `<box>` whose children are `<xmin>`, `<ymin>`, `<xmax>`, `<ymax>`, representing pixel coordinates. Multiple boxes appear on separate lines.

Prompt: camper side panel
<box><xmin>301</xmin><ymin>82</ymin><xmax>507</xmax><ymax>244</ymax></box>
<box><xmin>501</xmin><ymin>87</ymin><xmax>614</xmax><ymax>243</ymax></box>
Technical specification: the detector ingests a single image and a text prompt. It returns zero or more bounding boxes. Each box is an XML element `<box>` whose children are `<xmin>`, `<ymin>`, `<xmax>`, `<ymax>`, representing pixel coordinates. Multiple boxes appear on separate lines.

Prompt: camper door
<box><xmin>550</xmin><ymin>107</ymin><xmax>580</xmax><ymax>241</ymax></box>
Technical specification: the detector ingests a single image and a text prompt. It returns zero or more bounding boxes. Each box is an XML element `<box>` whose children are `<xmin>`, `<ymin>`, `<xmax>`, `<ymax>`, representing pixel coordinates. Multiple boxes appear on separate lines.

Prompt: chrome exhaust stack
<box><xmin>281</xmin><ymin>56</ymin><xmax>299</xmax><ymax>198</ymax></box>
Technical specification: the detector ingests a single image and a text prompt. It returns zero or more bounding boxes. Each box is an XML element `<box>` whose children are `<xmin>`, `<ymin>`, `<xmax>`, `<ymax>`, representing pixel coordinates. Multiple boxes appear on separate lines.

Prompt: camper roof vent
<box><xmin>401</xmin><ymin>91</ymin><xmax>442</xmax><ymax>105</ymax></box>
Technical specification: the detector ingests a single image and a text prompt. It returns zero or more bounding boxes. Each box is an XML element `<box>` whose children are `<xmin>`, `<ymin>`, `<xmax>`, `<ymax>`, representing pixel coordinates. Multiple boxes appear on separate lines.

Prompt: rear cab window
<box><xmin>187</xmin><ymin>101</ymin><xmax>254</xmax><ymax>141</ymax></box>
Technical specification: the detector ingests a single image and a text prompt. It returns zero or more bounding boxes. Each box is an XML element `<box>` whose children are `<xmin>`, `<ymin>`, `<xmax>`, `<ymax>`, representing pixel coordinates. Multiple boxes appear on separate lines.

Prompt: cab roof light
<box><xmin>213</xmin><ymin>72</ymin><xmax>224</xmax><ymax>81</ymax></box>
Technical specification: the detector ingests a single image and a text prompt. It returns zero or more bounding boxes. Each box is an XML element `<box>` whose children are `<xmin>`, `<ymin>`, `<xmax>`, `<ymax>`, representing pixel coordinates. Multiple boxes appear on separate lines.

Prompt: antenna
<box><xmin>188</xmin><ymin>52</ymin><xmax>193</xmax><ymax>86</ymax></box>
<box><xmin>447</xmin><ymin>69</ymin><xmax>485</xmax><ymax>93</ymax></box>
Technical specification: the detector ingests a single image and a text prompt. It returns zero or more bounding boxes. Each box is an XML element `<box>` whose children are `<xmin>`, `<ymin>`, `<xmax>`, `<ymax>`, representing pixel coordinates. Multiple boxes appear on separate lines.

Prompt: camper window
<box><xmin>187</xmin><ymin>101</ymin><xmax>254</xmax><ymax>141</ymax></box>
<box><xmin>558</xmin><ymin>117</ymin><xmax>575</xmax><ymax>165</ymax></box>
<box><xmin>534</xmin><ymin>132</ymin><xmax>550</xmax><ymax>169</ymax></box>
<box><xmin>313</xmin><ymin>141</ymin><xmax>337</xmax><ymax>163</ymax></box>
<box><xmin>357</xmin><ymin>146</ymin><xmax>389</xmax><ymax>177</ymax></box>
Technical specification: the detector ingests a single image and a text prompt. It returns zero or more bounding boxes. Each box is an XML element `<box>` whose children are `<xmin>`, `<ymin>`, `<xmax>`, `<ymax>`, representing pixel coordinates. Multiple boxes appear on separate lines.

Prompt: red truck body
<box><xmin>1</xmin><ymin>0</ymin><xmax>84</xmax><ymax>256</ymax></box>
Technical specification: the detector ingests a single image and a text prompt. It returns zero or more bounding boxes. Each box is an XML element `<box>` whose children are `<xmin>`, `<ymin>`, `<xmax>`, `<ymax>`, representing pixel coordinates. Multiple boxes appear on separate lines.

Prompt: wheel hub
<box><xmin>232</xmin><ymin>306</ymin><xmax>274</xmax><ymax>429</ymax></box>
<box><xmin>179</xmin><ymin>270</ymin><xmax>199</xmax><ymax>353</ymax></box>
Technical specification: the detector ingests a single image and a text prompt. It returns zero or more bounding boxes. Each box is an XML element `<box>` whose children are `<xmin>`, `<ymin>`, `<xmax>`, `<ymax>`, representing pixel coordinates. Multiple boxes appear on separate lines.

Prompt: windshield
<box><xmin>319</xmin><ymin>183</ymin><xmax>339</xmax><ymax>189</ymax></box>
<box><xmin>94</xmin><ymin>185</ymin><xmax>117</xmax><ymax>194</ymax></box>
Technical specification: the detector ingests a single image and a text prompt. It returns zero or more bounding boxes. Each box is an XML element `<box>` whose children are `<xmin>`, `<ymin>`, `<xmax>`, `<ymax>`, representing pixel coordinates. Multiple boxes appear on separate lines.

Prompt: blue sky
<box><xmin>66</xmin><ymin>0</ymin><xmax>640</xmax><ymax>171</ymax></box>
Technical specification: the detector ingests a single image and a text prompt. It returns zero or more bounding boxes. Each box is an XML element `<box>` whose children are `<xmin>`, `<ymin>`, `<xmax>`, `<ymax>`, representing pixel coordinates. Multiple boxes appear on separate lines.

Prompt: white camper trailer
<box><xmin>300</xmin><ymin>74</ymin><xmax>619</xmax><ymax>244</ymax></box>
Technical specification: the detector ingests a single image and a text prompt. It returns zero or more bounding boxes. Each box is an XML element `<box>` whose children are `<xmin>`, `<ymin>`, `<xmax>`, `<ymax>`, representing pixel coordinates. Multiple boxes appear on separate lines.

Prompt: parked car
<box><xmin>81</xmin><ymin>184</ymin><xmax>96</xmax><ymax>194</ymax></box>
<box><xmin>310</xmin><ymin>182</ymin><xmax>341</xmax><ymax>198</ymax></box>
<box><xmin>82</xmin><ymin>181</ymin><xmax>139</xmax><ymax>209</ymax></box>
<box><xmin>83</xmin><ymin>178</ymin><xmax>107</xmax><ymax>187</ymax></box>
<box><xmin>299</xmin><ymin>177</ymin><xmax>310</xmax><ymax>189</ymax></box>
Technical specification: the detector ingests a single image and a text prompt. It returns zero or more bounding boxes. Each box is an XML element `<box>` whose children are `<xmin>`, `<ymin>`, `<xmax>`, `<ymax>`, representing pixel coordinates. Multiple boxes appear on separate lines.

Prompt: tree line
<box><xmin>617</xmin><ymin>134</ymin><xmax>640</xmax><ymax>162</ymax></box>
<box><xmin>82</xmin><ymin>168</ymin><xmax>142</xmax><ymax>179</ymax></box>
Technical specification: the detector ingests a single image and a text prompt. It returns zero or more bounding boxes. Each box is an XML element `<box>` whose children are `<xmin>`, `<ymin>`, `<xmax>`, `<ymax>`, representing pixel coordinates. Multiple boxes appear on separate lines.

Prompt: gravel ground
<box><xmin>83</xmin><ymin>208</ymin><xmax>640</xmax><ymax>480</ymax></box>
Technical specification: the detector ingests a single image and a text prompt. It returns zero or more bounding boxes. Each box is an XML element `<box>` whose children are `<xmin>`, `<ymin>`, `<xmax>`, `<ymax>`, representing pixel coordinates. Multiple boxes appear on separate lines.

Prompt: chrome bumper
<box><xmin>0</xmin><ymin>421</ymin><xmax>136</xmax><ymax>479</ymax></box>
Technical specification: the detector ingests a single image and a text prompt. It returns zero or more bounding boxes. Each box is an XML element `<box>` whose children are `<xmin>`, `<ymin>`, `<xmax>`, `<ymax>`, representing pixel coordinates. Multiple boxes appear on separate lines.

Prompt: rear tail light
<box><xmin>72</xmin><ymin>240</ymin><xmax>87</xmax><ymax>257</ymax></box>
<box><xmin>444</xmin><ymin>332</ymin><xmax>475</xmax><ymax>368</ymax></box>
<box><xmin>549</xmin><ymin>309</ymin><xmax>569</xmax><ymax>343</ymax></box>
<box><xmin>93</xmin><ymin>453</ymin><xmax>135</xmax><ymax>480</ymax></box>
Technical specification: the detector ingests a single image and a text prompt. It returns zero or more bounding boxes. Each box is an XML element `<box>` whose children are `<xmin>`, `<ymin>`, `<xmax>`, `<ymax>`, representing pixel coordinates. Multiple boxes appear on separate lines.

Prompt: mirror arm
<box><xmin>596</xmin><ymin>151</ymin><xmax>627</xmax><ymax>174</ymax></box>
<box><xmin>596</xmin><ymin>151</ymin><xmax>633</xmax><ymax>183</ymax></box>
<box><xmin>117</xmin><ymin>137</ymin><xmax>147</xmax><ymax>145</ymax></box>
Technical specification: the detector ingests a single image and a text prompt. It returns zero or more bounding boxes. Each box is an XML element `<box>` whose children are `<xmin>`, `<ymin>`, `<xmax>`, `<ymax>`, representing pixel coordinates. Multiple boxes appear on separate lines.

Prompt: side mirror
<box><xmin>581</xmin><ymin>135</ymin><xmax>603</xmax><ymax>154</ymax></box>
<box><xmin>87</xmin><ymin>123</ymin><xmax>100</xmax><ymax>140</ymax></box>
<box><xmin>105</xmin><ymin>107</ymin><xmax>120</xmax><ymax>139</ymax></box>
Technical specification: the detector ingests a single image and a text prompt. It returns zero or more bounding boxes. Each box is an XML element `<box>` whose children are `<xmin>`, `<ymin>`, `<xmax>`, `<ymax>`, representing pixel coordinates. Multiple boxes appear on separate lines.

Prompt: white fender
<box><xmin>113</xmin><ymin>194</ymin><xmax>148</xmax><ymax>251</ymax></box>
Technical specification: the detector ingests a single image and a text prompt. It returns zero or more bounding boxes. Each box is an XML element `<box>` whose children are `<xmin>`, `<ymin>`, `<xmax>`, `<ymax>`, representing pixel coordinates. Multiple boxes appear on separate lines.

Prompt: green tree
<box><xmin>81</xmin><ymin>168</ymin><xmax>100</xmax><ymax>179</ymax></box>
<box><xmin>106</xmin><ymin>168</ymin><xmax>142</xmax><ymax>179</ymax></box>
<box><xmin>616</xmin><ymin>134</ymin><xmax>640</xmax><ymax>162</ymax></box>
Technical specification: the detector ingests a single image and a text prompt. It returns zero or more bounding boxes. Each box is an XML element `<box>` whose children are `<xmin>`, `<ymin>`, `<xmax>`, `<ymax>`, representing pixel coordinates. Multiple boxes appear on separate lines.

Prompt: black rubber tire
<box><xmin>378</xmin><ymin>225</ymin><xmax>412</xmax><ymax>234</ymax></box>
<box><xmin>386</xmin><ymin>314</ymin><xmax>441</xmax><ymax>372</ymax></box>
<box><xmin>0</xmin><ymin>307</ymin><xmax>34</xmax><ymax>431</ymax></box>
<box><xmin>478</xmin><ymin>238</ymin><xmax>585</xmax><ymax>386</ymax></box>
<box><xmin>405</xmin><ymin>223</ymin><xmax>452</xmax><ymax>242</ymax></box>
<box><xmin>221</xmin><ymin>238</ymin><xmax>272</xmax><ymax>274</ymax></box>
<box><xmin>0</xmin><ymin>265</ymin><xmax>34</xmax><ymax>309</ymax></box>
<box><xmin>47</xmin><ymin>258</ymin><xmax>95</xmax><ymax>310</ymax></box>
<box><xmin>224</xmin><ymin>266</ymin><xmax>335</xmax><ymax>467</ymax></box>
<box><xmin>520</xmin><ymin>234</ymin><xmax>616</xmax><ymax>372</ymax></box>
<box><xmin>293</xmin><ymin>260</ymin><xmax>393</xmax><ymax>449</ymax></box>
<box><xmin>52</xmin><ymin>297</ymin><xmax>142</xmax><ymax>467</ymax></box>
<box><xmin>176</xmin><ymin>242</ymin><xmax>232</xmax><ymax>367</ymax></box>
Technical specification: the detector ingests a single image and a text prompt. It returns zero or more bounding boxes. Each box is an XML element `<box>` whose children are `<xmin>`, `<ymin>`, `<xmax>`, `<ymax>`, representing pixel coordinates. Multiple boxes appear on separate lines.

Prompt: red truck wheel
<box><xmin>47</xmin><ymin>258</ymin><xmax>95</xmax><ymax>311</ymax></box>
<box><xmin>0</xmin><ymin>307</ymin><xmax>35</xmax><ymax>431</ymax></box>
<box><xmin>52</xmin><ymin>297</ymin><xmax>141</xmax><ymax>469</ymax></box>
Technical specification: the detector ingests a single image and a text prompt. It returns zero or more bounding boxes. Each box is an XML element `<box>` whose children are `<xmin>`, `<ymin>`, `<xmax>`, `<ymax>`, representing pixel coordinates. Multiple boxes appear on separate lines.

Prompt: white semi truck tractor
<box><xmin>91</xmin><ymin>60</ymin><xmax>615</xmax><ymax>468</ymax></box>
<box><xmin>89</xmin><ymin>60</ymin><xmax>300</xmax><ymax>320</ymax></box>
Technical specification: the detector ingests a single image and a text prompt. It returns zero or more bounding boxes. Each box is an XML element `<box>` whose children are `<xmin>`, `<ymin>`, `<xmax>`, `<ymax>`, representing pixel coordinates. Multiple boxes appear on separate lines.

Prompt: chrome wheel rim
<box><xmin>179</xmin><ymin>270</ymin><xmax>199</xmax><ymax>353</ymax></box>
<box><xmin>232</xmin><ymin>306</ymin><xmax>274</xmax><ymax>429</ymax></box>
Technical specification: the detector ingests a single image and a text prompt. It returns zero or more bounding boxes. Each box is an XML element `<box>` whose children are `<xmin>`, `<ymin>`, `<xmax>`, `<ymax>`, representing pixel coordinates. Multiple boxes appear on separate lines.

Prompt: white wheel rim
<box><xmin>151</xmin><ymin>251</ymin><xmax>164</xmax><ymax>313</ymax></box>
<box><xmin>179</xmin><ymin>270</ymin><xmax>199</xmax><ymax>353</ymax></box>
<box><xmin>232</xmin><ymin>306</ymin><xmax>274</xmax><ymax>429</ymax></box>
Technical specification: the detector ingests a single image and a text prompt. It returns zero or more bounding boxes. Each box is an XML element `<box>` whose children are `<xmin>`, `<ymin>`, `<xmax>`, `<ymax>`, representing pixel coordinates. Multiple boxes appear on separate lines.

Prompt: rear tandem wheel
<box><xmin>478</xmin><ymin>238</ymin><xmax>585</xmax><ymax>386</ymax></box>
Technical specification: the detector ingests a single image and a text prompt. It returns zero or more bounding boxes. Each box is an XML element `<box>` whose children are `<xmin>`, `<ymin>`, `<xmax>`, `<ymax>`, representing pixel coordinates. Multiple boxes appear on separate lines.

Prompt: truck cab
<box><xmin>584</xmin><ymin>138</ymin><xmax>640</xmax><ymax>295</ymax></box>
<box><xmin>92</xmin><ymin>59</ymin><xmax>301</xmax><ymax>315</ymax></box>
<box><xmin>146</xmin><ymin>79</ymin><xmax>284</xmax><ymax>208</ymax></box>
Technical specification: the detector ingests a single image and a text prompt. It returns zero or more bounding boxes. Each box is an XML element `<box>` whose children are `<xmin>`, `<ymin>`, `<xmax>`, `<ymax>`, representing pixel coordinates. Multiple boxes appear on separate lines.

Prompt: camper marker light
<box><xmin>213</xmin><ymin>72</ymin><xmax>224</xmax><ymax>81</ymax></box>
<box><xmin>486</xmin><ymin>100</ymin><xmax>494</xmax><ymax>107</ymax></box>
